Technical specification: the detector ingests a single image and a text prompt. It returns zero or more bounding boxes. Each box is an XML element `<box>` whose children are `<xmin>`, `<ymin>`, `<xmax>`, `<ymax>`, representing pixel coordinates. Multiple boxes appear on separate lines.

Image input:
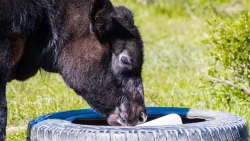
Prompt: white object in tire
<box><xmin>136</xmin><ymin>114</ymin><xmax>183</xmax><ymax>126</ymax></box>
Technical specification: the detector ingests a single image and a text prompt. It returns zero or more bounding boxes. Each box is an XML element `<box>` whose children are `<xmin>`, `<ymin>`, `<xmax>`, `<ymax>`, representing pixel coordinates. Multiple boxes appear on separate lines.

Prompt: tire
<box><xmin>27</xmin><ymin>107</ymin><xmax>249</xmax><ymax>141</ymax></box>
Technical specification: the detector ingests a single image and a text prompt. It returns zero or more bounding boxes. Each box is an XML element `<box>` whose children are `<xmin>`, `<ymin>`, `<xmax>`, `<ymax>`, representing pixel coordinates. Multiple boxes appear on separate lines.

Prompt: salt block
<box><xmin>136</xmin><ymin>114</ymin><xmax>183</xmax><ymax>126</ymax></box>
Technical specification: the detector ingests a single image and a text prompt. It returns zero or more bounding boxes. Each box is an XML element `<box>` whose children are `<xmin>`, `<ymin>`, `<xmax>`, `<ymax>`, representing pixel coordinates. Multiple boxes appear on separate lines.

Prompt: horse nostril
<box><xmin>135</xmin><ymin>79</ymin><xmax>142</xmax><ymax>88</ymax></box>
<box><xmin>138</xmin><ymin>112</ymin><xmax>147</xmax><ymax>123</ymax></box>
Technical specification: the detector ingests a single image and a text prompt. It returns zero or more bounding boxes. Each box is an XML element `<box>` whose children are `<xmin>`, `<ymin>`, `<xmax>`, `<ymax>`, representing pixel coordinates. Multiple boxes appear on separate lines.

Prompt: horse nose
<box><xmin>138</xmin><ymin>111</ymin><xmax>147</xmax><ymax>123</ymax></box>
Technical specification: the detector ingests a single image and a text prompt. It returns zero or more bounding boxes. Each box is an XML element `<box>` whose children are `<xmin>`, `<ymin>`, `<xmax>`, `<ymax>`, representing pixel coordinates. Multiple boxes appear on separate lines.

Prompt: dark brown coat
<box><xmin>0</xmin><ymin>0</ymin><xmax>147</xmax><ymax>140</ymax></box>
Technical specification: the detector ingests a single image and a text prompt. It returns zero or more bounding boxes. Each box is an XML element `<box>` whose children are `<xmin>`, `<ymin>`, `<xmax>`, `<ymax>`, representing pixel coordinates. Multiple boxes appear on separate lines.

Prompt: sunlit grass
<box><xmin>6</xmin><ymin>0</ymin><xmax>250</xmax><ymax>140</ymax></box>
<box><xmin>6</xmin><ymin>73</ymin><xmax>89</xmax><ymax>141</ymax></box>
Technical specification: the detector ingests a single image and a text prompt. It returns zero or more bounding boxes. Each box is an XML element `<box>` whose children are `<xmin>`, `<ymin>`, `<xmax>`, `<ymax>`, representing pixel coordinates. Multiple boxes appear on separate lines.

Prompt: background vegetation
<box><xmin>6</xmin><ymin>0</ymin><xmax>250</xmax><ymax>140</ymax></box>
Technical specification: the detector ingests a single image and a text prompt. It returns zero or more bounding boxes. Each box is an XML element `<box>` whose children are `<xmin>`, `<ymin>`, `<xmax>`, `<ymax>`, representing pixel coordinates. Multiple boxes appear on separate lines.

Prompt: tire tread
<box><xmin>27</xmin><ymin>107</ymin><xmax>249</xmax><ymax>141</ymax></box>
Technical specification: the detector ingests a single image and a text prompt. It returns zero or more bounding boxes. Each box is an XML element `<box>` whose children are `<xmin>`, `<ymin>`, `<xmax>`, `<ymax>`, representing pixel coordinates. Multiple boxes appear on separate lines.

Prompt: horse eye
<box><xmin>121</xmin><ymin>56</ymin><xmax>130</xmax><ymax>64</ymax></box>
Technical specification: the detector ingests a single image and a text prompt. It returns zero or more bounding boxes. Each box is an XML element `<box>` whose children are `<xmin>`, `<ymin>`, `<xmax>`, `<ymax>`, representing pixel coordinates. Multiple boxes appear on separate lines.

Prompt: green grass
<box><xmin>6</xmin><ymin>74</ymin><xmax>89</xmax><ymax>140</ymax></box>
<box><xmin>6</xmin><ymin>0</ymin><xmax>250</xmax><ymax>140</ymax></box>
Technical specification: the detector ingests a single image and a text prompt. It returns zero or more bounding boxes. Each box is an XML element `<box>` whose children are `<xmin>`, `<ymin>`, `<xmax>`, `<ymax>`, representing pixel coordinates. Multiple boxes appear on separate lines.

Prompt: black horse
<box><xmin>0</xmin><ymin>0</ymin><xmax>147</xmax><ymax>140</ymax></box>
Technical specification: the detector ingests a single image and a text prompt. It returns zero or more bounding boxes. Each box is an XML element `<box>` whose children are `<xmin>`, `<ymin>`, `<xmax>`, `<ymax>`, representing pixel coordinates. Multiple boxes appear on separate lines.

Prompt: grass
<box><xmin>6</xmin><ymin>0</ymin><xmax>250</xmax><ymax>140</ymax></box>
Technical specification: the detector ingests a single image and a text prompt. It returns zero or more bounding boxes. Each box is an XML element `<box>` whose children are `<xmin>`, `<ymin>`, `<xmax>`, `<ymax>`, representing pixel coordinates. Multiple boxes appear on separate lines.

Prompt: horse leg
<box><xmin>0</xmin><ymin>84</ymin><xmax>7</xmax><ymax>141</ymax></box>
<box><xmin>0</xmin><ymin>39</ymin><xmax>11</xmax><ymax>141</ymax></box>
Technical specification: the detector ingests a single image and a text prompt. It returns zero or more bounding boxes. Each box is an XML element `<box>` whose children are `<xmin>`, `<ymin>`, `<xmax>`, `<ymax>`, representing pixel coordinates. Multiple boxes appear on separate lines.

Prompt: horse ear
<box><xmin>90</xmin><ymin>0</ymin><xmax>114</xmax><ymax>41</ymax></box>
<box><xmin>112</xmin><ymin>6</ymin><xmax>137</xmax><ymax>37</ymax></box>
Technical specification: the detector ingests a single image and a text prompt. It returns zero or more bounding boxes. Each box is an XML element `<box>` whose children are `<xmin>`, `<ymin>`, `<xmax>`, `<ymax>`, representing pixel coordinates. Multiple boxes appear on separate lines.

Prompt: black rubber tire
<box><xmin>27</xmin><ymin>107</ymin><xmax>249</xmax><ymax>141</ymax></box>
